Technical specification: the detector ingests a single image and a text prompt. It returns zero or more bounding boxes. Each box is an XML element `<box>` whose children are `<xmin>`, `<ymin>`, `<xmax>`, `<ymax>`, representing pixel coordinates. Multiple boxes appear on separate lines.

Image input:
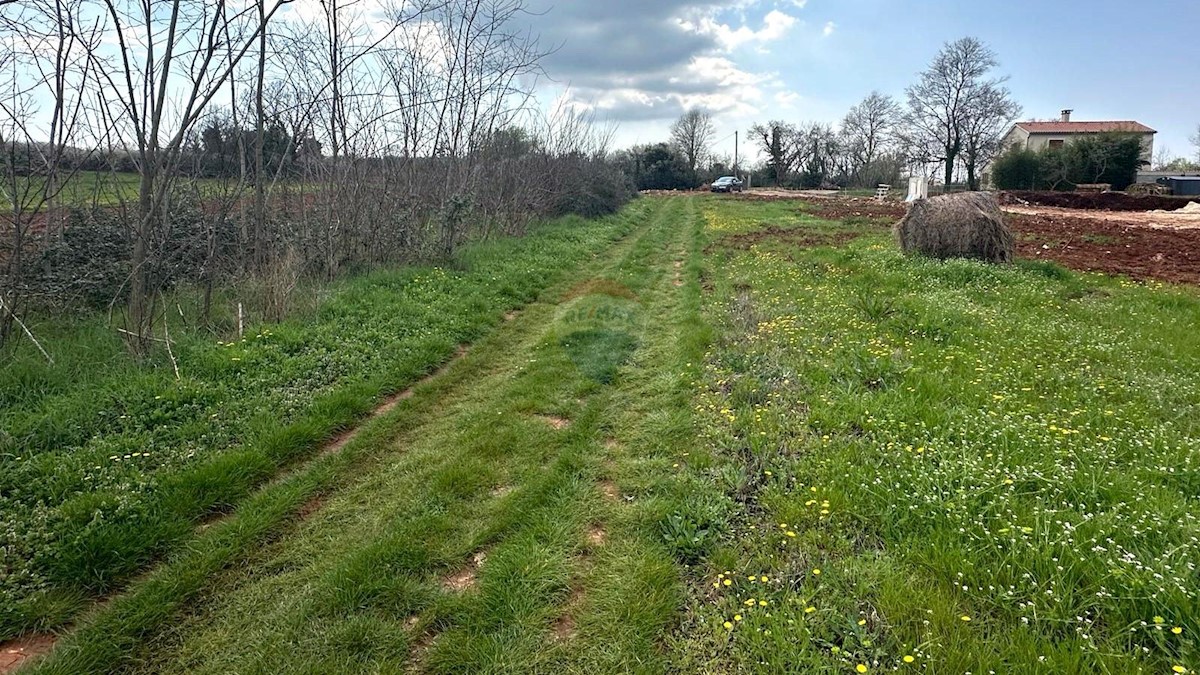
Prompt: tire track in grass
<box><xmin>536</xmin><ymin>195</ymin><xmax>714</xmax><ymax>673</ymax></box>
<box><xmin>18</xmin><ymin>200</ymin><xmax>674</xmax><ymax>675</ymax></box>
<box><xmin>406</xmin><ymin>198</ymin><xmax>688</xmax><ymax>673</ymax></box>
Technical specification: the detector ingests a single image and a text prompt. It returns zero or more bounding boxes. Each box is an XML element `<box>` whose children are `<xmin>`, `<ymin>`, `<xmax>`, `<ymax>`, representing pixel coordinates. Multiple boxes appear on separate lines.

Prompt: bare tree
<box><xmin>2</xmin><ymin>0</ymin><xmax>629</xmax><ymax>360</ymax></box>
<box><xmin>94</xmin><ymin>0</ymin><xmax>296</xmax><ymax>352</ymax></box>
<box><xmin>670</xmin><ymin>108</ymin><xmax>714</xmax><ymax>176</ymax></box>
<box><xmin>1153</xmin><ymin>145</ymin><xmax>1173</xmax><ymax>171</ymax></box>
<box><xmin>960</xmin><ymin>82</ymin><xmax>1020</xmax><ymax>190</ymax></box>
<box><xmin>794</xmin><ymin>122</ymin><xmax>839</xmax><ymax>187</ymax></box>
<box><xmin>0</xmin><ymin>0</ymin><xmax>104</xmax><ymax>349</ymax></box>
<box><xmin>1191</xmin><ymin>125</ymin><xmax>1200</xmax><ymax>163</ymax></box>
<box><xmin>902</xmin><ymin>37</ymin><xmax>1011</xmax><ymax>190</ymax></box>
<box><xmin>840</xmin><ymin>91</ymin><xmax>899</xmax><ymax>184</ymax></box>
<box><xmin>749</xmin><ymin>120</ymin><xmax>798</xmax><ymax>186</ymax></box>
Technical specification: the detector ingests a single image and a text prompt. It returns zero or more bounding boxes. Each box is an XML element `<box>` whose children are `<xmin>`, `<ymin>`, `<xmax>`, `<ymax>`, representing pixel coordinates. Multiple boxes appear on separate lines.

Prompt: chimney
<box><xmin>1061</xmin><ymin>109</ymin><xmax>1073</xmax><ymax>123</ymax></box>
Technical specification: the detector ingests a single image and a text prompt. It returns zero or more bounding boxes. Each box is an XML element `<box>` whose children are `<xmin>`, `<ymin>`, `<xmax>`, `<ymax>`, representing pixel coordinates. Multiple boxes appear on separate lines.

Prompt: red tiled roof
<box><xmin>1015</xmin><ymin>121</ymin><xmax>1156</xmax><ymax>134</ymax></box>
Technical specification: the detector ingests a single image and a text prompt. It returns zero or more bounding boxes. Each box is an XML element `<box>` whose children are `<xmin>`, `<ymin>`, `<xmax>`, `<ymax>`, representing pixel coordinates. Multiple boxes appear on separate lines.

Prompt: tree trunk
<box><xmin>129</xmin><ymin>162</ymin><xmax>154</xmax><ymax>354</ymax></box>
<box><xmin>254</xmin><ymin>0</ymin><xmax>267</xmax><ymax>270</ymax></box>
<box><xmin>1</xmin><ymin>203</ymin><xmax>21</xmax><ymax>347</ymax></box>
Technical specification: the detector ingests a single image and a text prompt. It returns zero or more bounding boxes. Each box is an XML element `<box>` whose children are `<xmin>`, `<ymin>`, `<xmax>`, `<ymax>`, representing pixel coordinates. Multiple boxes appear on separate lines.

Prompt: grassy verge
<box><xmin>0</xmin><ymin>202</ymin><xmax>649</xmax><ymax>639</ymax></box>
<box><xmin>672</xmin><ymin>197</ymin><xmax>1200</xmax><ymax>673</ymax></box>
<box><xmin>27</xmin><ymin>195</ymin><xmax>716</xmax><ymax>674</ymax></box>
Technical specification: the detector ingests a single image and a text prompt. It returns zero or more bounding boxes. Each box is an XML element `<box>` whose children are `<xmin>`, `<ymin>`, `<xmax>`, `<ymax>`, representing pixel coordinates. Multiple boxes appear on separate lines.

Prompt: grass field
<box><xmin>7</xmin><ymin>195</ymin><xmax>1200</xmax><ymax>673</ymax></box>
<box><xmin>0</xmin><ymin>203</ymin><xmax>643</xmax><ymax>640</ymax></box>
<box><xmin>3</xmin><ymin>171</ymin><xmax>142</xmax><ymax>209</ymax></box>
<box><xmin>672</xmin><ymin>198</ymin><xmax>1200</xmax><ymax>673</ymax></box>
<box><xmin>2</xmin><ymin>171</ymin><xmax>252</xmax><ymax>209</ymax></box>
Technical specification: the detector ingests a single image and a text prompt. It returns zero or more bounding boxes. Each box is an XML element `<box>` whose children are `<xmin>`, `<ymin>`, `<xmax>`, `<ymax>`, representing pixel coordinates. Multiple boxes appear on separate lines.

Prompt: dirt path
<box><xmin>21</xmin><ymin>197</ymin><xmax>705</xmax><ymax>675</ymax></box>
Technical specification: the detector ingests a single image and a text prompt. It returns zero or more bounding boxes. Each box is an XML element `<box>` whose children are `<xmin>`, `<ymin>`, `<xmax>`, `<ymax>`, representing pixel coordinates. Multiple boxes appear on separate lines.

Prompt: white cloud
<box><xmin>822</xmin><ymin>21</ymin><xmax>836</xmax><ymax>37</ymax></box>
<box><xmin>682</xmin><ymin>9</ymin><xmax>798</xmax><ymax>52</ymax></box>
<box><xmin>774</xmin><ymin>90</ymin><xmax>803</xmax><ymax>109</ymax></box>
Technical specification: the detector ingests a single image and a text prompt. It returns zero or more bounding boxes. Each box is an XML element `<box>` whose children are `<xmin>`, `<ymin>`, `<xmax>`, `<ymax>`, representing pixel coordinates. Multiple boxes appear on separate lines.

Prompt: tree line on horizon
<box><xmin>626</xmin><ymin>38</ymin><xmax>1200</xmax><ymax>194</ymax></box>
<box><xmin>621</xmin><ymin>38</ymin><xmax>1022</xmax><ymax>192</ymax></box>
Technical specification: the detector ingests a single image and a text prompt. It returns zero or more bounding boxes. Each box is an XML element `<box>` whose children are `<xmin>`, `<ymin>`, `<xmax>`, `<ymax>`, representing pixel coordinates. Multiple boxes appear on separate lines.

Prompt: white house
<box><xmin>1000</xmin><ymin>110</ymin><xmax>1157</xmax><ymax>165</ymax></box>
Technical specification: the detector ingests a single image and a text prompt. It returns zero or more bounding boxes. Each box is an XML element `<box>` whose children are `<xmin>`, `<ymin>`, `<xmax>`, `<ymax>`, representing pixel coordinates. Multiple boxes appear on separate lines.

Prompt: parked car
<box><xmin>710</xmin><ymin>176</ymin><xmax>744</xmax><ymax>193</ymax></box>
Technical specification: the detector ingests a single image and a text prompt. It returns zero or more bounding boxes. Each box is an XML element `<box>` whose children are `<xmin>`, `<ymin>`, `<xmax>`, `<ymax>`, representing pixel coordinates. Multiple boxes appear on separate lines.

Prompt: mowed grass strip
<box><xmin>27</xmin><ymin>196</ymin><xmax>711</xmax><ymax>674</ymax></box>
<box><xmin>672</xmin><ymin>197</ymin><xmax>1200</xmax><ymax>673</ymax></box>
<box><xmin>0</xmin><ymin>203</ymin><xmax>649</xmax><ymax>639</ymax></box>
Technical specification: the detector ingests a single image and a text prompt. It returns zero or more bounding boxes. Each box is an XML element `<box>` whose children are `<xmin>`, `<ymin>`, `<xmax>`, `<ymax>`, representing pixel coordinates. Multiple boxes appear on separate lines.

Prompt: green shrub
<box><xmin>991</xmin><ymin>147</ymin><xmax>1042</xmax><ymax>191</ymax></box>
<box><xmin>992</xmin><ymin>133</ymin><xmax>1145</xmax><ymax>191</ymax></box>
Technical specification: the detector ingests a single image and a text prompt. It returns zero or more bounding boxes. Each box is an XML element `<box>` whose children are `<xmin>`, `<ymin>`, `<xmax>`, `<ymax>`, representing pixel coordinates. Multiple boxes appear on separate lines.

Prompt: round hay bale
<box><xmin>894</xmin><ymin>192</ymin><xmax>1015</xmax><ymax>263</ymax></box>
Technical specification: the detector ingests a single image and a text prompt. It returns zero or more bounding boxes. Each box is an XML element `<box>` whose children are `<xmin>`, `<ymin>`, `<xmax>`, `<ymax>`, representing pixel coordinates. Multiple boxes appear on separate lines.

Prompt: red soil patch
<box><xmin>1009</xmin><ymin>212</ymin><xmax>1200</xmax><ymax>285</ymax></box>
<box><xmin>551</xmin><ymin>587</ymin><xmax>587</xmax><ymax>641</ymax></box>
<box><xmin>536</xmin><ymin>415</ymin><xmax>571</xmax><ymax>430</ymax></box>
<box><xmin>598</xmin><ymin>480</ymin><xmax>621</xmax><ymax>502</ymax></box>
<box><xmin>404</xmin><ymin>620</ymin><xmax>440</xmax><ymax>671</ymax></box>
<box><xmin>321</xmin><ymin>345</ymin><xmax>468</xmax><ymax>457</ymax></box>
<box><xmin>442</xmin><ymin>568</ymin><xmax>476</xmax><ymax>592</ymax></box>
<box><xmin>586</xmin><ymin>525</ymin><xmax>607</xmax><ymax>548</ymax></box>
<box><xmin>442</xmin><ymin>551</ymin><xmax>487</xmax><ymax>592</ymax></box>
<box><xmin>0</xmin><ymin>634</ymin><xmax>55</xmax><ymax>674</ymax></box>
<box><xmin>296</xmin><ymin>493</ymin><xmax>327</xmax><ymax>521</ymax></box>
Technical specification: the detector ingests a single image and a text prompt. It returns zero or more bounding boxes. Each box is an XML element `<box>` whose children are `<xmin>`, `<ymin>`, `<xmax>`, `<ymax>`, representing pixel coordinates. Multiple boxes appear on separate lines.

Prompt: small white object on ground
<box><xmin>905</xmin><ymin>176</ymin><xmax>929</xmax><ymax>202</ymax></box>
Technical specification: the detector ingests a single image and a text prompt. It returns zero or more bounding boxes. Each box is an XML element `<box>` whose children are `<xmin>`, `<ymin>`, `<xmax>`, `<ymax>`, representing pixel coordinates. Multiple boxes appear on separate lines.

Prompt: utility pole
<box><xmin>734</xmin><ymin>131</ymin><xmax>739</xmax><ymax>178</ymax></box>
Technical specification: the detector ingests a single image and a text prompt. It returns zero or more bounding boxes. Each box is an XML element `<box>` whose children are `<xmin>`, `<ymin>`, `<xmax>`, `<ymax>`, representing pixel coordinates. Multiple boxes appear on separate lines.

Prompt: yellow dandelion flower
<box><xmin>1172</xmin><ymin>667</ymin><xmax>1186</xmax><ymax>674</ymax></box>
<box><xmin>903</xmin><ymin>655</ymin><xmax>915</xmax><ymax>663</ymax></box>
<box><xmin>724</xmin><ymin>621</ymin><xmax>734</xmax><ymax>630</ymax></box>
<box><xmin>960</xmin><ymin>615</ymin><xmax>971</xmax><ymax>622</ymax></box>
<box><xmin>812</xmin><ymin>568</ymin><xmax>821</xmax><ymax>575</ymax></box>
<box><xmin>723</xmin><ymin>579</ymin><xmax>732</xmax><ymax>587</ymax></box>
<box><xmin>734</xmin><ymin>614</ymin><xmax>743</xmax><ymax>622</ymax></box>
<box><xmin>805</xmin><ymin>606</ymin><xmax>816</xmax><ymax>613</ymax></box>
<box><xmin>856</xmin><ymin>664</ymin><xmax>868</xmax><ymax>673</ymax></box>
<box><xmin>857</xmin><ymin>619</ymin><xmax>866</xmax><ymax>626</ymax></box>
<box><xmin>1172</xmin><ymin>626</ymin><xmax>1183</xmax><ymax>635</ymax></box>
<box><xmin>1155</xmin><ymin>616</ymin><xmax>1166</xmax><ymax>624</ymax></box>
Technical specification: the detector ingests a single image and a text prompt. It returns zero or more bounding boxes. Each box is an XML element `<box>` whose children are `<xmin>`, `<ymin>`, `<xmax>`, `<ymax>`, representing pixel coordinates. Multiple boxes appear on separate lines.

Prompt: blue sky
<box><xmin>528</xmin><ymin>0</ymin><xmax>1199</xmax><ymax>163</ymax></box>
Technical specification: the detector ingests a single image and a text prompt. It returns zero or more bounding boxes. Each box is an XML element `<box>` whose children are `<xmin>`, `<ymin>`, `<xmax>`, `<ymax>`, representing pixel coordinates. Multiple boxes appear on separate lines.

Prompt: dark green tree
<box><xmin>991</xmin><ymin>146</ymin><xmax>1042</xmax><ymax>190</ymax></box>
